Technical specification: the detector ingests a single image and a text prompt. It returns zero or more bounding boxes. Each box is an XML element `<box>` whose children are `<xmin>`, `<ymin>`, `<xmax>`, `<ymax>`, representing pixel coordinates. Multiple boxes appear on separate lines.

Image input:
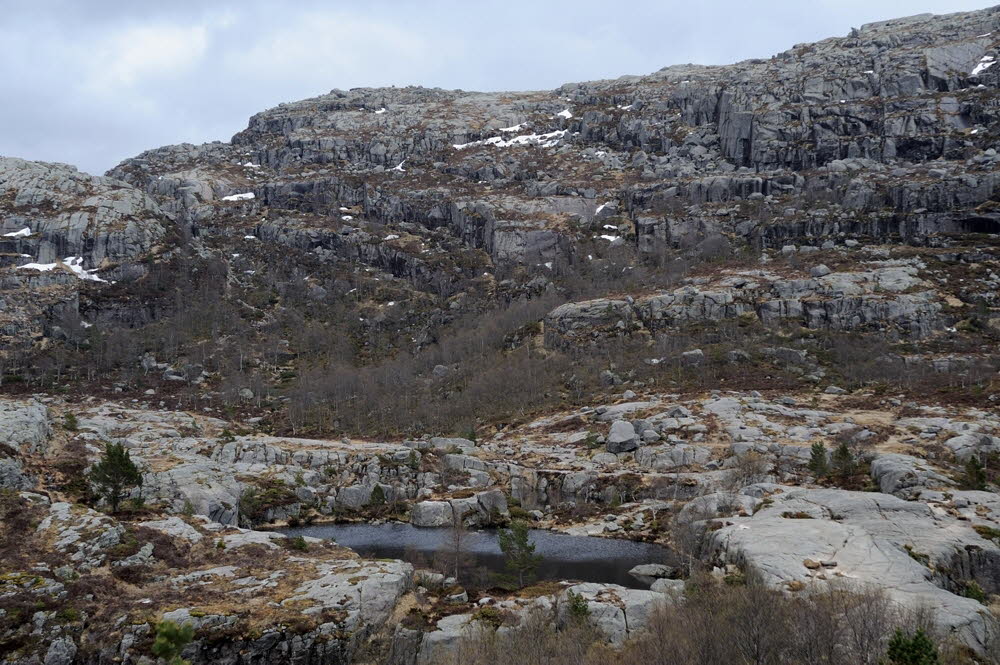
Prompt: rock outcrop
<box><xmin>709</xmin><ymin>486</ymin><xmax>1000</xmax><ymax>650</ymax></box>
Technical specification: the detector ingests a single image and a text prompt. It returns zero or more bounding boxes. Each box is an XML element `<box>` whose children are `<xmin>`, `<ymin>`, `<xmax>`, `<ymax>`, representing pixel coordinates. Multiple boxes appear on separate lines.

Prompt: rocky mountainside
<box><xmin>4</xmin><ymin>4</ymin><xmax>1000</xmax><ymax>665</ymax></box>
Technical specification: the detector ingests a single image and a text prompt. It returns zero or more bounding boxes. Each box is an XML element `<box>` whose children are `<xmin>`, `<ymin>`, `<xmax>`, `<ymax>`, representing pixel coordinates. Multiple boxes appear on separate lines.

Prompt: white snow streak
<box><xmin>972</xmin><ymin>55</ymin><xmax>996</xmax><ymax>76</ymax></box>
<box><xmin>453</xmin><ymin>129</ymin><xmax>567</xmax><ymax>150</ymax></box>
<box><xmin>222</xmin><ymin>192</ymin><xmax>255</xmax><ymax>202</ymax></box>
<box><xmin>19</xmin><ymin>256</ymin><xmax>106</xmax><ymax>282</ymax></box>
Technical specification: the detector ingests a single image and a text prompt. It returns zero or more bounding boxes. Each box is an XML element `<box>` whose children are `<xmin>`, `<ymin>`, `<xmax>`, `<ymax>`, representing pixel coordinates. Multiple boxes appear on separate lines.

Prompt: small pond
<box><xmin>278</xmin><ymin>522</ymin><xmax>672</xmax><ymax>589</ymax></box>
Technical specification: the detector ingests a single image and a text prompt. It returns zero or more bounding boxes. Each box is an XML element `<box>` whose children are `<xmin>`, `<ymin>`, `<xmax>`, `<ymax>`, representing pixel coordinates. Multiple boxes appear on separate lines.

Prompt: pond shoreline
<box><xmin>276</xmin><ymin>521</ymin><xmax>675</xmax><ymax>589</ymax></box>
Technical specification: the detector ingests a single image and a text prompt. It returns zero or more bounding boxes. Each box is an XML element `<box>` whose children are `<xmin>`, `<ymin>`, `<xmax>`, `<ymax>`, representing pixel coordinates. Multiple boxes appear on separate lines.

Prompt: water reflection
<box><xmin>279</xmin><ymin>522</ymin><xmax>672</xmax><ymax>589</ymax></box>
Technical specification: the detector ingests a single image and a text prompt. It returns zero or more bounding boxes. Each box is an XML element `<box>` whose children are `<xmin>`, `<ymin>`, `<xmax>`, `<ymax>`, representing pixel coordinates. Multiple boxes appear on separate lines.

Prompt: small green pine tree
<box><xmin>808</xmin><ymin>442</ymin><xmax>829</xmax><ymax>478</ymax></box>
<box><xmin>151</xmin><ymin>620</ymin><xmax>194</xmax><ymax>665</ymax></box>
<box><xmin>964</xmin><ymin>456</ymin><xmax>988</xmax><ymax>491</ymax></box>
<box><xmin>368</xmin><ymin>485</ymin><xmax>386</xmax><ymax>506</ymax></box>
<box><xmin>832</xmin><ymin>442</ymin><xmax>856</xmax><ymax>483</ymax></box>
<box><xmin>498</xmin><ymin>520</ymin><xmax>542</xmax><ymax>588</ymax></box>
<box><xmin>884</xmin><ymin>628</ymin><xmax>939</xmax><ymax>665</ymax></box>
<box><xmin>89</xmin><ymin>442</ymin><xmax>143</xmax><ymax>513</ymax></box>
<box><xmin>567</xmin><ymin>590</ymin><xmax>590</xmax><ymax>621</ymax></box>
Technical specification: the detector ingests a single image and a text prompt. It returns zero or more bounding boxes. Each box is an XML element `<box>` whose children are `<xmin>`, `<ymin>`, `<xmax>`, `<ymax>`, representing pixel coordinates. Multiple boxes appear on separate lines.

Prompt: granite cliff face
<box><xmin>2</xmin><ymin>7</ymin><xmax>1000</xmax><ymax>363</ymax></box>
<box><xmin>4</xmin><ymin>5</ymin><xmax>1000</xmax><ymax>665</ymax></box>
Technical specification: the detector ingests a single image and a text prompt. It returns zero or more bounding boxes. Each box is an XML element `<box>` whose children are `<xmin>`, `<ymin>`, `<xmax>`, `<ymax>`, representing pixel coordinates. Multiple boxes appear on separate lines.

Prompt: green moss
<box><xmin>509</xmin><ymin>505</ymin><xmax>532</xmax><ymax>521</ymax></box>
<box><xmin>974</xmin><ymin>524</ymin><xmax>1000</xmax><ymax>544</ymax></box>
<box><xmin>904</xmin><ymin>544</ymin><xmax>930</xmax><ymax>567</ymax></box>
<box><xmin>55</xmin><ymin>607</ymin><xmax>80</xmax><ymax>623</ymax></box>
<box><xmin>962</xmin><ymin>580</ymin><xmax>987</xmax><ymax>603</ymax></box>
<box><xmin>472</xmin><ymin>606</ymin><xmax>504</xmax><ymax>627</ymax></box>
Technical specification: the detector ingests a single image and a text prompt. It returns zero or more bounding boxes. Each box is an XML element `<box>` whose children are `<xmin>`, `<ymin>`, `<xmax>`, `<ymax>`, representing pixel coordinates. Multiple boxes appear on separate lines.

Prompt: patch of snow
<box><xmin>222</xmin><ymin>192</ymin><xmax>255</xmax><ymax>202</ymax></box>
<box><xmin>499</xmin><ymin>123</ymin><xmax>524</xmax><ymax>132</ymax></box>
<box><xmin>979</xmin><ymin>33</ymin><xmax>992</xmax><ymax>38</ymax></box>
<box><xmin>387</xmin><ymin>301</ymin><xmax>396</xmax><ymax>306</ymax></box>
<box><xmin>595</xmin><ymin>203</ymin><xmax>608</xmax><ymax>214</ymax></box>
<box><xmin>20</xmin><ymin>256</ymin><xmax>106</xmax><ymax>282</ymax></box>
<box><xmin>384</xmin><ymin>234</ymin><xmax>400</xmax><ymax>240</ymax></box>
<box><xmin>616</xmin><ymin>104</ymin><xmax>633</xmax><ymax>111</ymax></box>
<box><xmin>242</xmin><ymin>162</ymin><xmax>260</xmax><ymax>168</ymax></box>
<box><xmin>342</xmin><ymin>215</ymin><xmax>353</xmax><ymax>221</ymax></box>
<box><xmin>555</xmin><ymin>109</ymin><xmax>573</xmax><ymax>119</ymax></box>
<box><xmin>599</xmin><ymin>235</ymin><xmax>620</xmax><ymax>242</ymax></box>
<box><xmin>972</xmin><ymin>55</ymin><xmax>996</xmax><ymax>76</ymax></box>
<box><xmin>62</xmin><ymin>257</ymin><xmax>101</xmax><ymax>281</ymax></box>
<box><xmin>374</xmin><ymin>107</ymin><xmax>387</xmax><ymax>114</ymax></box>
<box><xmin>863</xmin><ymin>70</ymin><xmax>874</xmax><ymax>74</ymax></box>
<box><xmin>81</xmin><ymin>321</ymin><xmax>92</xmax><ymax>328</ymax></box>
<box><xmin>544</xmin><ymin>261</ymin><xmax>553</xmax><ymax>269</ymax></box>
<box><xmin>19</xmin><ymin>261</ymin><xmax>57</xmax><ymax>272</ymax></box>
<box><xmin>603</xmin><ymin>224</ymin><xmax>618</xmax><ymax>230</ymax></box>
<box><xmin>391</xmin><ymin>160</ymin><xmax>406</xmax><ymax>172</ymax></box>
<box><xmin>972</xmin><ymin>129</ymin><xmax>980</xmax><ymax>134</ymax></box>
<box><xmin>243</xmin><ymin>235</ymin><xmax>257</xmax><ymax>240</ymax></box>
<box><xmin>453</xmin><ymin>129</ymin><xmax>567</xmax><ymax>151</ymax></box>
<box><xmin>339</xmin><ymin>206</ymin><xmax>350</xmax><ymax>212</ymax></box>
<box><xmin>3</xmin><ymin>227</ymin><xmax>31</xmax><ymax>238</ymax></box>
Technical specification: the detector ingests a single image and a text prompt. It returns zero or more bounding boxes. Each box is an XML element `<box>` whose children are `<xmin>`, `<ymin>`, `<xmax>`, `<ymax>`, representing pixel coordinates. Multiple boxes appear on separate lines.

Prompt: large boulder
<box><xmin>869</xmin><ymin>453</ymin><xmax>954</xmax><ymax>497</ymax></box>
<box><xmin>607</xmin><ymin>420</ymin><xmax>639</xmax><ymax>453</ymax></box>
<box><xmin>0</xmin><ymin>399</ymin><xmax>51</xmax><ymax>454</ymax></box>
<box><xmin>411</xmin><ymin>501</ymin><xmax>455</xmax><ymax>527</ymax></box>
<box><xmin>557</xmin><ymin>583</ymin><xmax>666</xmax><ymax>645</ymax></box>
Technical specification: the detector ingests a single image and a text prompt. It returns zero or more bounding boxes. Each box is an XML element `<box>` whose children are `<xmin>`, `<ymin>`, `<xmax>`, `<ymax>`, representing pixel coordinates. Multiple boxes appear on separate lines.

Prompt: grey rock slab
<box><xmin>628</xmin><ymin>563</ymin><xmax>675</xmax><ymax>579</ymax></box>
<box><xmin>558</xmin><ymin>583</ymin><xmax>665</xmax><ymax>645</ymax></box>
<box><xmin>43</xmin><ymin>637</ymin><xmax>77</xmax><ymax>665</ymax></box>
<box><xmin>138</xmin><ymin>516</ymin><xmax>205</xmax><ymax>543</ymax></box>
<box><xmin>410</xmin><ymin>501</ymin><xmax>455</xmax><ymax>527</ymax></box>
<box><xmin>606</xmin><ymin>420</ymin><xmax>639</xmax><ymax>453</ymax></box>
<box><xmin>708</xmin><ymin>487</ymin><xmax>999</xmax><ymax>651</ymax></box>
<box><xmin>869</xmin><ymin>453</ymin><xmax>955</xmax><ymax>497</ymax></box>
<box><xmin>0</xmin><ymin>399</ymin><xmax>51</xmax><ymax>454</ymax></box>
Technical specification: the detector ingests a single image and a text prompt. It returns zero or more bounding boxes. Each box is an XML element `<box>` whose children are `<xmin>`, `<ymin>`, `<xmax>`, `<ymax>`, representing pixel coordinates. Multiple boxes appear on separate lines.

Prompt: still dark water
<box><xmin>278</xmin><ymin>522</ymin><xmax>672</xmax><ymax>589</ymax></box>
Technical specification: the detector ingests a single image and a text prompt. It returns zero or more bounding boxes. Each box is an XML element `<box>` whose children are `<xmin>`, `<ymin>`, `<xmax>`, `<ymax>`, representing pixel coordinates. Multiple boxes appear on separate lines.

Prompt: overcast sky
<box><xmin>1</xmin><ymin>0</ymin><xmax>991</xmax><ymax>175</ymax></box>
